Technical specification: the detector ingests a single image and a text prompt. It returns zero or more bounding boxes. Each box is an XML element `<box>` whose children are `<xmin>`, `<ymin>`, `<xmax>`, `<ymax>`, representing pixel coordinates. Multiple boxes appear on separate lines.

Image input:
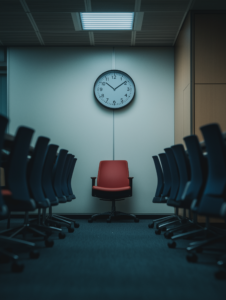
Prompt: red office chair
<box><xmin>88</xmin><ymin>160</ymin><xmax>139</xmax><ymax>223</ymax></box>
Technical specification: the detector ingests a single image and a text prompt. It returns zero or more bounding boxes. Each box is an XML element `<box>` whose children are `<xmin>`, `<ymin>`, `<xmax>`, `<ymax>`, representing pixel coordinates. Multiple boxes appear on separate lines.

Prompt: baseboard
<box><xmin>9</xmin><ymin>213</ymin><xmax>172</xmax><ymax>220</ymax></box>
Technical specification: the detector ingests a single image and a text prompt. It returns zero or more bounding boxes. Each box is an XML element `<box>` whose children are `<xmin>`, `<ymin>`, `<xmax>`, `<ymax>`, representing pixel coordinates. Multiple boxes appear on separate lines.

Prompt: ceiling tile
<box><xmin>142</xmin><ymin>12</ymin><xmax>184</xmax><ymax>31</ymax></box>
<box><xmin>41</xmin><ymin>32</ymin><xmax>90</xmax><ymax>45</ymax></box>
<box><xmin>192</xmin><ymin>0</ymin><xmax>226</xmax><ymax>10</ymax></box>
<box><xmin>94</xmin><ymin>31</ymin><xmax>132</xmax><ymax>45</ymax></box>
<box><xmin>91</xmin><ymin>0</ymin><xmax>135</xmax><ymax>12</ymax></box>
<box><xmin>141</xmin><ymin>0</ymin><xmax>190</xmax><ymax>12</ymax></box>
<box><xmin>26</xmin><ymin>0</ymin><xmax>85</xmax><ymax>13</ymax></box>
<box><xmin>0</xmin><ymin>13</ymin><xmax>34</xmax><ymax>31</ymax></box>
<box><xmin>0</xmin><ymin>31</ymin><xmax>40</xmax><ymax>45</ymax></box>
<box><xmin>0</xmin><ymin>0</ymin><xmax>24</xmax><ymax>13</ymax></box>
<box><xmin>32</xmin><ymin>13</ymin><xmax>75</xmax><ymax>32</ymax></box>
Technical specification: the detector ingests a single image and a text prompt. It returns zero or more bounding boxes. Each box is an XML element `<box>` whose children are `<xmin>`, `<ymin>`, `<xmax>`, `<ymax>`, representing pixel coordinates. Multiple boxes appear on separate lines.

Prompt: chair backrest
<box><xmin>62</xmin><ymin>154</ymin><xmax>74</xmax><ymax>197</ymax></box>
<box><xmin>184</xmin><ymin>135</ymin><xmax>208</xmax><ymax>201</ymax></box>
<box><xmin>27</xmin><ymin>136</ymin><xmax>50</xmax><ymax>204</ymax></box>
<box><xmin>164</xmin><ymin>148</ymin><xmax>180</xmax><ymax>200</ymax></box>
<box><xmin>42</xmin><ymin>144</ymin><xmax>59</xmax><ymax>202</ymax></box>
<box><xmin>0</xmin><ymin>115</ymin><xmax>8</xmax><ymax>216</ymax></box>
<box><xmin>171</xmin><ymin>144</ymin><xmax>190</xmax><ymax>201</ymax></box>
<box><xmin>5</xmin><ymin>126</ymin><xmax>34</xmax><ymax>201</ymax></box>
<box><xmin>67</xmin><ymin>158</ymin><xmax>77</xmax><ymax>196</ymax></box>
<box><xmin>159</xmin><ymin>153</ymin><xmax>171</xmax><ymax>197</ymax></box>
<box><xmin>52</xmin><ymin>149</ymin><xmax>68</xmax><ymax>197</ymax></box>
<box><xmin>200</xmin><ymin>123</ymin><xmax>226</xmax><ymax>197</ymax></box>
<box><xmin>152</xmin><ymin>156</ymin><xmax>164</xmax><ymax>197</ymax></box>
<box><xmin>97</xmin><ymin>160</ymin><xmax>129</xmax><ymax>188</ymax></box>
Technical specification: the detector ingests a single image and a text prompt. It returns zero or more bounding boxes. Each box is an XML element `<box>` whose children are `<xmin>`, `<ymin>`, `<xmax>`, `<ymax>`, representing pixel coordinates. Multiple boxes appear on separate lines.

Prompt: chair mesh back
<box><xmin>5</xmin><ymin>126</ymin><xmax>34</xmax><ymax>201</ymax></box>
<box><xmin>0</xmin><ymin>115</ymin><xmax>8</xmax><ymax>212</ymax></box>
<box><xmin>171</xmin><ymin>144</ymin><xmax>190</xmax><ymax>201</ymax></box>
<box><xmin>152</xmin><ymin>156</ymin><xmax>164</xmax><ymax>197</ymax></box>
<box><xmin>159</xmin><ymin>153</ymin><xmax>171</xmax><ymax>197</ymax></box>
<box><xmin>62</xmin><ymin>154</ymin><xmax>74</xmax><ymax>197</ymax></box>
<box><xmin>42</xmin><ymin>144</ymin><xmax>59</xmax><ymax>202</ymax></box>
<box><xmin>184</xmin><ymin>135</ymin><xmax>208</xmax><ymax>201</ymax></box>
<box><xmin>67</xmin><ymin>158</ymin><xmax>77</xmax><ymax>196</ymax></box>
<box><xmin>200</xmin><ymin>123</ymin><xmax>226</xmax><ymax>196</ymax></box>
<box><xmin>164</xmin><ymin>148</ymin><xmax>180</xmax><ymax>200</ymax></box>
<box><xmin>97</xmin><ymin>161</ymin><xmax>129</xmax><ymax>188</ymax></box>
<box><xmin>27</xmin><ymin>136</ymin><xmax>50</xmax><ymax>203</ymax></box>
<box><xmin>52</xmin><ymin>149</ymin><xmax>68</xmax><ymax>197</ymax></box>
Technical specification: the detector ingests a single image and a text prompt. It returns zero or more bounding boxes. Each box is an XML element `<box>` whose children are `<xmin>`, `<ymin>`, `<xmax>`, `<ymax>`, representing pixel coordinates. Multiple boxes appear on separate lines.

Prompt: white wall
<box><xmin>8</xmin><ymin>46</ymin><xmax>174</xmax><ymax>215</ymax></box>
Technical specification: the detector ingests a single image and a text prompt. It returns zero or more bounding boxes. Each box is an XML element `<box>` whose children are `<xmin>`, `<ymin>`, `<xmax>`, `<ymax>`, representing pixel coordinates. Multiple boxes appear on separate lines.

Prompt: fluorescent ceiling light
<box><xmin>80</xmin><ymin>13</ymin><xmax>134</xmax><ymax>30</ymax></box>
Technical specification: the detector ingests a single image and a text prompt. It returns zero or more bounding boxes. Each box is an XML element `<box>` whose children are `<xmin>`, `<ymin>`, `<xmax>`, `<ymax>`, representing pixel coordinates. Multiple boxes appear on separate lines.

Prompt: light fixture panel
<box><xmin>80</xmin><ymin>13</ymin><xmax>134</xmax><ymax>30</ymax></box>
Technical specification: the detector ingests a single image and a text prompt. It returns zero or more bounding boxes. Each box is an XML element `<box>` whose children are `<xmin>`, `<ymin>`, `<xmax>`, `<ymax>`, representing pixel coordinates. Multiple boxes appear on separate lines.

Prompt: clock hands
<box><xmin>114</xmin><ymin>81</ymin><xmax>127</xmax><ymax>91</ymax></box>
<box><xmin>105</xmin><ymin>82</ymin><xmax>115</xmax><ymax>90</ymax></box>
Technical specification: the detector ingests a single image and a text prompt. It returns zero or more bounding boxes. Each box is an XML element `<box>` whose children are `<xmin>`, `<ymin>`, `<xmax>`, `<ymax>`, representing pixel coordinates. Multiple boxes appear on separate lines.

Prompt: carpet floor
<box><xmin>0</xmin><ymin>219</ymin><xmax>225</xmax><ymax>300</ymax></box>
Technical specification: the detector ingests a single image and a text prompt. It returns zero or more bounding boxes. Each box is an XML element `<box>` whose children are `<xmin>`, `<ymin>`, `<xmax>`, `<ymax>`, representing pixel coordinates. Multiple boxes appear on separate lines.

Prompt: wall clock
<box><xmin>94</xmin><ymin>70</ymin><xmax>135</xmax><ymax>109</ymax></box>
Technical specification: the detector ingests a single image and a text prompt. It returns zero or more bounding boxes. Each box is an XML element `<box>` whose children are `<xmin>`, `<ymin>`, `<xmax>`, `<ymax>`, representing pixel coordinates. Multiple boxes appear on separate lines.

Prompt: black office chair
<box><xmin>27</xmin><ymin>136</ymin><xmax>66</xmax><ymax>239</ymax></box>
<box><xmin>51</xmin><ymin>154</ymin><xmax>79</xmax><ymax>228</ymax></box>
<box><xmin>49</xmin><ymin>149</ymin><xmax>76</xmax><ymax>230</ymax></box>
<box><xmin>157</xmin><ymin>144</ymin><xmax>191</xmax><ymax>235</ymax></box>
<box><xmin>148</xmin><ymin>156</ymin><xmax>173</xmax><ymax>229</ymax></box>
<box><xmin>185</xmin><ymin>124</ymin><xmax>226</xmax><ymax>259</ymax></box>
<box><xmin>67</xmin><ymin>158</ymin><xmax>77</xmax><ymax>200</ymax></box>
<box><xmin>168</xmin><ymin>135</ymin><xmax>208</xmax><ymax>247</ymax></box>
<box><xmin>0</xmin><ymin>127</ymin><xmax>53</xmax><ymax>248</ymax></box>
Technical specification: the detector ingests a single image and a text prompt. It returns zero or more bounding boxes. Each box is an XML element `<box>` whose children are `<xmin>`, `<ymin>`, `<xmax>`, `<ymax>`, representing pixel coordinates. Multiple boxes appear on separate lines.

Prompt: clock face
<box><xmin>94</xmin><ymin>70</ymin><xmax>135</xmax><ymax>110</ymax></box>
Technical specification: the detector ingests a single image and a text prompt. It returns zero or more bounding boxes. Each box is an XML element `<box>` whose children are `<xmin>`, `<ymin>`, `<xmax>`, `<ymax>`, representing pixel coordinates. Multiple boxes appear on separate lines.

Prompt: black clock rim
<box><xmin>93</xmin><ymin>69</ymin><xmax>136</xmax><ymax>110</ymax></box>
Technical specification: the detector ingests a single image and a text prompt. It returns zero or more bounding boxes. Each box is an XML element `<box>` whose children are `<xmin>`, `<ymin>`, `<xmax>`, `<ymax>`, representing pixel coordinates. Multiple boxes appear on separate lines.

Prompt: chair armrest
<box><xmin>128</xmin><ymin>177</ymin><xmax>134</xmax><ymax>189</ymax></box>
<box><xmin>91</xmin><ymin>177</ymin><xmax>96</xmax><ymax>186</ymax></box>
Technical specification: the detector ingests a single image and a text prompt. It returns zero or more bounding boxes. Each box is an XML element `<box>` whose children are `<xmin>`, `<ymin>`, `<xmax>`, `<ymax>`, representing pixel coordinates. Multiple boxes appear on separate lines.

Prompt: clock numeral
<box><xmin>113</xmin><ymin>101</ymin><xmax>116</xmax><ymax>105</ymax></box>
<box><xmin>112</xmin><ymin>75</ymin><xmax>116</xmax><ymax>79</ymax></box>
<box><xmin>106</xmin><ymin>98</ymin><xmax>109</xmax><ymax>102</ymax></box>
<box><xmin>100</xmin><ymin>94</ymin><xmax>104</xmax><ymax>98</ymax></box>
<box><xmin>121</xmin><ymin>98</ymin><xmax>123</xmax><ymax>103</ymax></box>
<box><xmin>105</xmin><ymin>77</ymin><xmax>109</xmax><ymax>81</ymax></box>
<box><xmin>124</xmin><ymin>82</ymin><xmax>127</xmax><ymax>85</ymax></box>
<box><xmin>125</xmin><ymin>94</ymin><xmax>127</xmax><ymax>97</ymax></box>
<box><xmin>100</xmin><ymin>88</ymin><xmax>103</xmax><ymax>91</ymax></box>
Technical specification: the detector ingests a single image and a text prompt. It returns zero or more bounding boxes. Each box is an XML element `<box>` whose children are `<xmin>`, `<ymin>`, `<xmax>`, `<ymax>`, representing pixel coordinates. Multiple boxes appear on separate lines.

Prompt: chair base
<box><xmin>88</xmin><ymin>200</ymin><xmax>139</xmax><ymax>223</ymax></box>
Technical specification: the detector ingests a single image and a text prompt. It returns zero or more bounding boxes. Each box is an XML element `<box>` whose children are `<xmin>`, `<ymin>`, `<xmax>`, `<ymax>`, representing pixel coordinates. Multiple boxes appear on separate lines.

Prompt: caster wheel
<box><xmin>45</xmin><ymin>239</ymin><xmax>54</xmax><ymax>248</ymax></box>
<box><xmin>186</xmin><ymin>253</ymin><xmax>198</xmax><ymax>263</ymax></box>
<box><xmin>11</xmin><ymin>262</ymin><xmax>24</xmax><ymax>273</ymax></box>
<box><xmin>134</xmin><ymin>218</ymin><xmax>139</xmax><ymax>223</ymax></box>
<box><xmin>148</xmin><ymin>223</ymin><xmax>154</xmax><ymax>228</ymax></box>
<box><xmin>161</xmin><ymin>227</ymin><xmax>166</xmax><ymax>232</ymax></box>
<box><xmin>168</xmin><ymin>241</ymin><xmax>176</xmax><ymax>248</ymax></box>
<box><xmin>88</xmin><ymin>219</ymin><xmax>93</xmax><ymax>223</ymax></box>
<box><xmin>68</xmin><ymin>227</ymin><xmax>74</xmax><ymax>233</ymax></box>
<box><xmin>74</xmin><ymin>222</ymin><xmax>80</xmax><ymax>228</ymax></box>
<box><xmin>215</xmin><ymin>270</ymin><xmax>226</xmax><ymax>280</ymax></box>
<box><xmin>59</xmin><ymin>232</ymin><xmax>66</xmax><ymax>239</ymax></box>
<box><xmin>196</xmin><ymin>247</ymin><xmax>203</xmax><ymax>254</ymax></box>
<box><xmin>107</xmin><ymin>218</ymin><xmax>111</xmax><ymax>223</ymax></box>
<box><xmin>164</xmin><ymin>231</ymin><xmax>173</xmax><ymax>239</ymax></box>
<box><xmin>29</xmin><ymin>250</ymin><xmax>40</xmax><ymax>259</ymax></box>
<box><xmin>155</xmin><ymin>229</ymin><xmax>161</xmax><ymax>235</ymax></box>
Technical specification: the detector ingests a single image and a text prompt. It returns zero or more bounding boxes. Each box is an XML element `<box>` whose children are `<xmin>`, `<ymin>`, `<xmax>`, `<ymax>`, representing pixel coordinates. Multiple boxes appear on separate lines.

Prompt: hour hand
<box><xmin>105</xmin><ymin>82</ymin><xmax>115</xmax><ymax>90</ymax></box>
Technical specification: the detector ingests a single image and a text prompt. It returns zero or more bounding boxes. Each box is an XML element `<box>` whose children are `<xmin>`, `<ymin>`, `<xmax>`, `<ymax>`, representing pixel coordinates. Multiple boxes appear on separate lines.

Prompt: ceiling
<box><xmin>0</xmin><ymin>0</ymin><xmax>225</xmax><ymax>47</ymax></box>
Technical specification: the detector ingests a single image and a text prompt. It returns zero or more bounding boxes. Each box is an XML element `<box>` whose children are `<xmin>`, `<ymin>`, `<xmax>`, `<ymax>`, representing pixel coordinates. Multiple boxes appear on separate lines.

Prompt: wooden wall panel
<box><xmin>183</xmin><ymin>84</ymin><xmax>191</xmax><ymax>140</ymax></box>
<box><xmin>195</xmin><ymin>14</ymin><xmax>226</xmax><ymax>84</ymax></box>
<box><xmin>195</xmin><ymin>84</ymin><xmax>226</xmax><ymax>140</ymax></box>
<box><xmin>174</xmin><ymin>13</ymin><xmax>191</xmax><ymax>145</ymax></box>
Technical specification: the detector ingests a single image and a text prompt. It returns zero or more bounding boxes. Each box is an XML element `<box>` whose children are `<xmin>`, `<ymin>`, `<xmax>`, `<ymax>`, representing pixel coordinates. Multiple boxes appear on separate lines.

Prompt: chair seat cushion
<box><xmin>93</xmin><ymin>186</ymin><xmax>131</xmax><ymax>192</ymax></box>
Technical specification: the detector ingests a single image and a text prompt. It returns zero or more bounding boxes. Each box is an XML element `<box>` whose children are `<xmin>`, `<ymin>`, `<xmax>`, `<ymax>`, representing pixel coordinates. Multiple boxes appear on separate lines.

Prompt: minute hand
<box><xmin>114</xmin><ymin>81</ymin><xmax>127</xmax><ymax>90</ymax></box>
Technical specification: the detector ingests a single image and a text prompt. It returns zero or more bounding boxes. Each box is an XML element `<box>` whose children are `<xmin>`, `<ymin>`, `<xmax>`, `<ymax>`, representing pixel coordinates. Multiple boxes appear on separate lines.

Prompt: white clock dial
<box><xmin>94</xmin><ymin>70</ymin><xmax>135</xmax><ymax>109</ymax></box>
